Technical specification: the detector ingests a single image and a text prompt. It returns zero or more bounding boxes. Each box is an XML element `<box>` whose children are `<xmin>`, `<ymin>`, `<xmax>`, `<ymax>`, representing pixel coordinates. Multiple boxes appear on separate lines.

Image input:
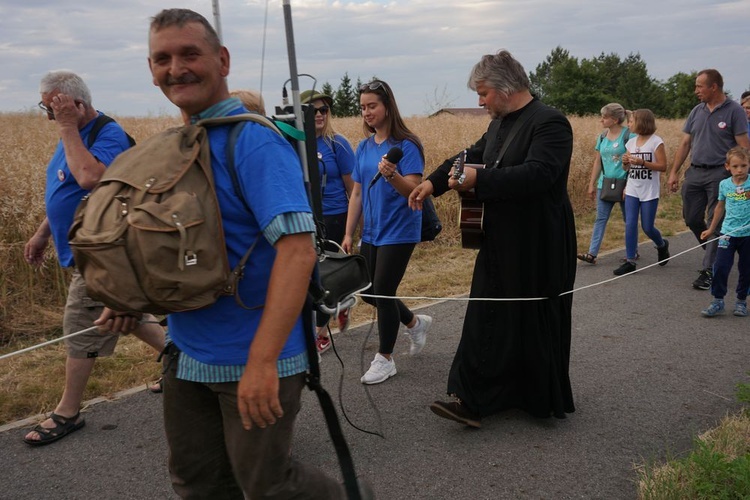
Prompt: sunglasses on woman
<box><xmin>314</xmin><ymin>105</ymin><xmax>329</xmax><ymax>115</ymax></box>
<box><xmin>359</xmin><ymin>81</ymin><xmax>389</xmax><ymax>97</ymax></box>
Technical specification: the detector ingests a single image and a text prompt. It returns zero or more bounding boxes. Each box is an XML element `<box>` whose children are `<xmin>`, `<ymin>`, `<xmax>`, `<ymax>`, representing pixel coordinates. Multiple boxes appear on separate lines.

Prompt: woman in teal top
<box><xmin>578</xmin><ymin>103</ymin><xmax>631</xmax><ymax>264</ymax></box>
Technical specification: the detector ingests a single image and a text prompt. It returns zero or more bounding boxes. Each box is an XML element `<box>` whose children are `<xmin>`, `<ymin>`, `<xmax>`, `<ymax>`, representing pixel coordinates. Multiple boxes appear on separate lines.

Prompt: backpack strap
<box><xmin>197</xmin><ymin>113</ymin><xmax>283</xmax><ymax>136</ymax></box>
<box><xmin>87</xmin><ymin>114</ymin><xmax>136</xmax><ymax>148</ymax></box>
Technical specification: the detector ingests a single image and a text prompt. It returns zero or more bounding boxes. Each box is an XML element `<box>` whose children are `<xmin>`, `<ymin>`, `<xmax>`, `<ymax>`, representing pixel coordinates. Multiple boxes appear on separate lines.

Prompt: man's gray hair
<box><xmin>468</xmin><ymin>50</ymin><xmax>530</xmax><ymax>95</ymax></box>
<box><xmin>39</xmin><ymin>70</ymin><xmax>92</xmax><ymax>105</ymax></box>
<box><xmin>150</xmin><ymin>8</ymin><xmax>221</xmax><ymax>51</ymax></box>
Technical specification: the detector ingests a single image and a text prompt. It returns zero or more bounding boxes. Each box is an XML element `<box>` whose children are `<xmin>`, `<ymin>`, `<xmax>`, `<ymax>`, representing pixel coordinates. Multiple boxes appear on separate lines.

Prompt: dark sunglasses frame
<box><xmin>314</xmin><ymin>105</ymin><xmax>329</xmax><ymax>115</ymax></box>
<box><xmin>38</xmin><ymin>99</ymin><xmax>85</xmax><ymax>119</ymax></box>
<box><xmin>38</xmin><ymin>101</ymin><xmax>54</xmax><ymax>118</ymax></box>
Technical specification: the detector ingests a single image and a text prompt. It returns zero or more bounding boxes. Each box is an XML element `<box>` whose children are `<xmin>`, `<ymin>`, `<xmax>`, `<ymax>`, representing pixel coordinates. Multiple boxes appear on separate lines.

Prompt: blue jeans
<box><xmin>711</xmin><ymin>235</ymin><xmax>750</xmax><ymax>301</ymax></box>
<box><xmin>624</xmin><ymin>196</ymin><xmax>665</xmax><ymax>261</ymax></box>
<box><xmin>587</xmin><ymin>190</ymin><xmax>625</xmax><ymax>256</ymax></box>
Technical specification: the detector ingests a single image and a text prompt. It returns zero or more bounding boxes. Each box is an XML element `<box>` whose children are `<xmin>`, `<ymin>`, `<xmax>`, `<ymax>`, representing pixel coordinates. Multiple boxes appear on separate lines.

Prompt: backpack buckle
<box><xmin>184</xmin><ymin>251</ymin><xmax>197</xmax><ymax>266</ymax></box>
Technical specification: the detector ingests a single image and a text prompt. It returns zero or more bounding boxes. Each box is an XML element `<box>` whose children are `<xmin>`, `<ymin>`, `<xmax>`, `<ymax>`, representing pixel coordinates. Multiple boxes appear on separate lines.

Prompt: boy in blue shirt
<box><xmin>700</xmin><ymin>146</ymin><xmax>750</xmax><ymax>317</ymax></box>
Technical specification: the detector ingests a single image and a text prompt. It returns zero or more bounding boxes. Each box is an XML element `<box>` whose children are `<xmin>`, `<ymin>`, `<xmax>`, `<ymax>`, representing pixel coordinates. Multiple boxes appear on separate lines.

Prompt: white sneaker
<box><xmin>405</xmin><ymin>314</ymin><xmax>432</xmax><ymax>355</ymax></box>
<box><xmin>360</xmin><ymin>353</ymin><xmax>397</xmax><ymax>384</ymax></box>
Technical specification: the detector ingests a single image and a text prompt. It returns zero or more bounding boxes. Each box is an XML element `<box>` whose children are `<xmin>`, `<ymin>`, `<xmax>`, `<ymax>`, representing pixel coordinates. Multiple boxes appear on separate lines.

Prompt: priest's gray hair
<box><xmin>468</xmin><ymin>50</ymin><xmax>530</xmax><ymax>96</ymax></box>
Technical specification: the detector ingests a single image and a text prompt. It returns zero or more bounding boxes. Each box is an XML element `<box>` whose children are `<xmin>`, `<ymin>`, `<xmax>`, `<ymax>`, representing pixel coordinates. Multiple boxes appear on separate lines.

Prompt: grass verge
<box><xmin>636</xmin><ymin>378</ymin><xmax>750</xmax><ymax>499</ymax></box>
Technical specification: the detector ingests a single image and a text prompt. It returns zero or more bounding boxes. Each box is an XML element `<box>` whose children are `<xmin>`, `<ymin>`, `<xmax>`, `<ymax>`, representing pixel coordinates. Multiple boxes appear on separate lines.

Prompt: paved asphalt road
<box><xmin>2</xmin><ymin>231</ymin><xmax>749</xmax><ymax>500</ymax></box>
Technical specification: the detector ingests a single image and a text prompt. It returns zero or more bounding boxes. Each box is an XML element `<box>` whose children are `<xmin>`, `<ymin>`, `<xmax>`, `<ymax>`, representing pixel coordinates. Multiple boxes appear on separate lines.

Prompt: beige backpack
<box><xmin>68</xmin><ymin>114</ymin><xmax>280</xmax><ymax>314</ymax></box>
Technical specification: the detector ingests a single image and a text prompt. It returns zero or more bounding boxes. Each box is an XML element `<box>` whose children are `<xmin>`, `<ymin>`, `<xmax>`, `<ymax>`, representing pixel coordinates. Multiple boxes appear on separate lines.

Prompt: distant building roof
<box><xmin>429</xmin><ymin>108</ymin><xmax>488</xmax><ymax>118</ymax></box>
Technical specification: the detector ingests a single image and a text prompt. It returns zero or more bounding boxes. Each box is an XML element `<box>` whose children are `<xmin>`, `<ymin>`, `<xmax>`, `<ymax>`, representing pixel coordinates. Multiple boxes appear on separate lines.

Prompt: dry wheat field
<box><xmin>0</xmin><ymin>111</ymin><xmax>687</xmax><ymax>423</ymax></box>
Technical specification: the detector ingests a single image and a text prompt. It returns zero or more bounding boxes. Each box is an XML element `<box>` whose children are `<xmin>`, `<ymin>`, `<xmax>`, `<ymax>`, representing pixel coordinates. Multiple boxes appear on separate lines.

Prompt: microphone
<box><xmin>369</xmin><ymin>147</ymin><xmax>404</xmax><ymax>188</ymax></box>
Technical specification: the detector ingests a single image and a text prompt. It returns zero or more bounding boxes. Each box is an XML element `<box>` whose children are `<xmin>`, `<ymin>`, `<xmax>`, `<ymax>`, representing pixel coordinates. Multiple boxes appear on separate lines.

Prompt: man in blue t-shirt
<box><xmin>101</xmin><ymin>9</ymin><xmax>365</xmax><ymax>499</ymax></box>
<box><xmin>667</xmin><ymin>69</ymin><xmax>750</xmax><ymax>290</ymax></box>
<box><xmin>22</xmin><ymin>71</ymin><xmax>164</xmax><ymax>446</ymax></box>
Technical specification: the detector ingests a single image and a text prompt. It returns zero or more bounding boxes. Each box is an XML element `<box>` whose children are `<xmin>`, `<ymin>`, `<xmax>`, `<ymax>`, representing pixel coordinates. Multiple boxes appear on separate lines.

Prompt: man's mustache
<box><xmin>166</xmin><ymin>74</ymin><xmax>201</xmax><ymax>85</ymax></box>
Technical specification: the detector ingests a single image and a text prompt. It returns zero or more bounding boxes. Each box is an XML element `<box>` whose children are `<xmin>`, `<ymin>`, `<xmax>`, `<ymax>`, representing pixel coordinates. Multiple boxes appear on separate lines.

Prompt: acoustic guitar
<box><xmin>451</xmin><ymin>150</ymin><xmax>485</xmax><ymax>249</ymax></box>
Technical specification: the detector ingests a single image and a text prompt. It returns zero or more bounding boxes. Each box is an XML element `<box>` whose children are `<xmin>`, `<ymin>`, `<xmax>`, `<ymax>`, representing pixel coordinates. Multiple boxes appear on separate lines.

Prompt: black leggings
<box><xmin>359</xmin><ymin>242</ymin><xmax>416</xmax><ymax>355</ymax></box>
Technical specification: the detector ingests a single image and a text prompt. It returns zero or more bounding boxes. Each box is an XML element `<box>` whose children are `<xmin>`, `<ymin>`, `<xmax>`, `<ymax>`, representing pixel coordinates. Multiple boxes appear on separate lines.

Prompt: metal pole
<box><xmin>212</xmin><ymin>0</ymin><xmax>224</xmax><ymax>43</ymax></box>
<box><xmin>281</xmin><ymin>0</ymin><xmax>309</xmax><ymax>183</ymax></box>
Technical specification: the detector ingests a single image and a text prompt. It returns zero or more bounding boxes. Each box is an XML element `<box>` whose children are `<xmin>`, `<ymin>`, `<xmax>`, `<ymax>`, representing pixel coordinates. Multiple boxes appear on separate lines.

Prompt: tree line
<box><xmin>318</xmin><ymin>46</ymin><xmax>749</xmax><ymax>118</ymax></box>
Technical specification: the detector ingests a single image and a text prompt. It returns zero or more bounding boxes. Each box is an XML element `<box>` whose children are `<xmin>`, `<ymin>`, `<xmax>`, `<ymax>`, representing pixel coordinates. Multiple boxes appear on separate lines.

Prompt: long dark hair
<box><xmin>359</xmin><ymin>80</ymin><xmax>425</xmax><ymax>163</ymax></box>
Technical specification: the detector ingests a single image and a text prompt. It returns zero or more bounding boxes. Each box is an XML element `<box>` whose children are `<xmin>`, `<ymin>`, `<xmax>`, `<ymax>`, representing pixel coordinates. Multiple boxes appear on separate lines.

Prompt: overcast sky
<box><xmin>1</xmin><ymin>0</ymin><xmax>749</xmax><ymax>118</ymax></box>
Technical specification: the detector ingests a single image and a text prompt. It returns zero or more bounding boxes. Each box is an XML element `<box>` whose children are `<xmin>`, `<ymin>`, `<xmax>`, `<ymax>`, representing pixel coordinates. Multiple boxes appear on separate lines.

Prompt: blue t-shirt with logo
<box><xmin>44</xmin><ymin>114</ymin><xmax>131</xmax><ymax>267</ymax></box>
<box><xmin>718</xmin><ymin>176</ymin><xmax>750</xmax><ymax>237</ymax></box>
<box><xmin>353</xmin><ymin>136</ymin><xmax>422</xmax><ymax>245</ymax></box>
<box><xmin>594</xmin><ymin>127</ymin><xmax>630</xmax><ymax>188</ymax></box>
<box><xmin>167</xmin><ymin>107</ymin><xmax>313</xmax><ymax>366</ymax></box>
<box><xmin>317</xmin><ymin>134</ymin><xmax>355</xmax><ymax>215</ymax></box>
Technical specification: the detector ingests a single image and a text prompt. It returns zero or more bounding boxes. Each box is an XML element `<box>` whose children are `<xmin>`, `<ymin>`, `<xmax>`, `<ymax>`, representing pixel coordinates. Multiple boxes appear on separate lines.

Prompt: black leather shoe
<box><xmin>429</xmin><ymin>400</ymin><xmax>481</xmax><ymax>428</ymax></box>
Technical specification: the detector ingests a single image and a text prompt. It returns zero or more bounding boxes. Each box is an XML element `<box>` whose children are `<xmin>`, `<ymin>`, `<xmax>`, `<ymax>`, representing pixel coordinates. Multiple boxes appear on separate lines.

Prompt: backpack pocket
<box><xmin>127</xmin><ymin>191</ymin><xmax>230</xmax><ymax>311</ymax></box>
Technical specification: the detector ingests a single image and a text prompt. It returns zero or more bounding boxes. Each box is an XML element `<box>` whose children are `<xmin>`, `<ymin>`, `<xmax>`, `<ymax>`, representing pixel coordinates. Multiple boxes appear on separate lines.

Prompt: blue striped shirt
<box><xmin>175</xmin><ymin>98</ymin><xmax>313</xmax><ymax>383</ymax></box>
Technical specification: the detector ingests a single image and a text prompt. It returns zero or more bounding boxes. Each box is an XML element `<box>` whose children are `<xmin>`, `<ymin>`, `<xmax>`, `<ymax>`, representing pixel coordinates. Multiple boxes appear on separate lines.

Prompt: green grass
<box><xmin>637</xmin><ymin>378</ymin><xmax>750</xmax><ymax>499</ymax></box>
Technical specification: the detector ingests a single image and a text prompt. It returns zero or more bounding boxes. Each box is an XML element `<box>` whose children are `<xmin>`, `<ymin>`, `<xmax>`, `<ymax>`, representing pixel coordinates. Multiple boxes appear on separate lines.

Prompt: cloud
<box><xmin>1</xmin><ymin>0</ymin><xmax>749</xmax><ymax>117</ymax></box>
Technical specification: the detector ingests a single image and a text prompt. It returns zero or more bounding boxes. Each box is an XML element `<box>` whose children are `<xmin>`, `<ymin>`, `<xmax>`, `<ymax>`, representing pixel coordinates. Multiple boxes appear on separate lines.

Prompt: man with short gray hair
<box><xmin>22</xmin><ymin>70</ymin><xmax>164</xmax><ymax>446</ymax></box>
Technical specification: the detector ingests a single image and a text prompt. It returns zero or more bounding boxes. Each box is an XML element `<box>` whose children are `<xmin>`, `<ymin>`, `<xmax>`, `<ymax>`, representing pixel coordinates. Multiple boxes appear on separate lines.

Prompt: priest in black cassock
<box><xmin>409</xmin><ymin>50</ymin><xmax>576</xmax><ymax>428</ymax></box>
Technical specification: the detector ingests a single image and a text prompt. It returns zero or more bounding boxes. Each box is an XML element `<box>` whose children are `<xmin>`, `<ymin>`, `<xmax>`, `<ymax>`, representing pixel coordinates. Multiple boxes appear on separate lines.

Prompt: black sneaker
<box><xmin>429</xmin><ymin>400</ymin><xmax>482</xmax><ymax>428</ymax></box>
<box><xmin>613</xmin><ymin>261</ymin><xmax>636</xmax><ymax>276</ymax></box>
<box><xmin>657</xmin><ymin>239</ymin><xmax>670</xmax><ymax>266</ymax></box>
<box><xmin>692</xmin><ymin>269</ymin><xmax>712</xmax><ymax>290</ymax></box>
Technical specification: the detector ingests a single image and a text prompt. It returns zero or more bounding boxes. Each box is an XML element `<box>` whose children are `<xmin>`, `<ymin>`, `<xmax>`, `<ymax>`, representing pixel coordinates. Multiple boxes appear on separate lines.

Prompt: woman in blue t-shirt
<box><xmin>300</xmin><ymin>90</ymin><xmax>357</xmax><ymax>352</ymax></box>
<box><xmin>342</xmin><ymin>80</ymin><xmax>433</xmax><ymax>385</ymax></box>
<box><xmin>578</xmin><ymin>103</ymin><xmax>631</xmax><ymax>264</ymax></box>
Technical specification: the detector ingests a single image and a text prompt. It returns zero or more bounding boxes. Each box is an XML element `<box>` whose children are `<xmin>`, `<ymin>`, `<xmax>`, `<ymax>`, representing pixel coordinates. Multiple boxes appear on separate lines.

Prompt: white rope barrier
<box><xmin>0</xmin><ymin>320</ymin><xmax>161</xmax><ymax>361</ymax></box>
<box><xmin>0</xmin><ymin>326</ymin><xmax>100</xmax><ymax>361</ymax></box>
<box><xmin>361</xmin><ymin>228</ymin><xmax>748</xmax><ymax>302</ymax></box>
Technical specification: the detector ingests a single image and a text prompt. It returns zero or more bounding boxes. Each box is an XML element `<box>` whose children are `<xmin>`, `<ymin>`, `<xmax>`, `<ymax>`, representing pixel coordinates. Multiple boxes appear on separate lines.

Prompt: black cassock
<box><xmin>429</xmin><ymin>99</ymin><xmax>576</xmax><ymax>418</ymax></box>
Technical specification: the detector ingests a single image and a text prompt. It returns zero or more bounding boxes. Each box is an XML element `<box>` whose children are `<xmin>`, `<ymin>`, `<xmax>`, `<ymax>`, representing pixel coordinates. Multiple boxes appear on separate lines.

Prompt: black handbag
<box><xmin>421</xmin><ymin>196</ymin><xmax>442</xmax><ymax>242</ymax></box>
<box><xmin>311</xmin><ymin>244</ymin><xmax>371</xmax><ymax>315</ymax></box>
<box><xmin>600</xmin><ymin>177</ymin><xmax>626</xmax><ymax>202</ymax></box>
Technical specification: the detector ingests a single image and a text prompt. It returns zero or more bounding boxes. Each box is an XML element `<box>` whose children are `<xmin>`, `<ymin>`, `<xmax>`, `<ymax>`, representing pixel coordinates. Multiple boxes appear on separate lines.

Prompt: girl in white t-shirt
<box><xmin>613</xmin><ymin>109</ymin><xmax>671</xmax><ymax>275</ymax></box>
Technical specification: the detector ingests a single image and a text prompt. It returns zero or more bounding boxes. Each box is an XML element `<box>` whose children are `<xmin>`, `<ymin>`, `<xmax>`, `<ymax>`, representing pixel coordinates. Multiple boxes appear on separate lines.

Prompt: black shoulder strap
<box><xmin>87</xmin><ymin>114</ymin><xmax>136</xmax><ymax>149</ymax></box>
<box><xmin>226</xmin><ymin>121</ymin><xmax>252</xmax><ymax>214</ymax></box>
<box><xmin>490</xmin><ymin>99</ymin><xmax>543</xmax><ymax>169</ymax></box>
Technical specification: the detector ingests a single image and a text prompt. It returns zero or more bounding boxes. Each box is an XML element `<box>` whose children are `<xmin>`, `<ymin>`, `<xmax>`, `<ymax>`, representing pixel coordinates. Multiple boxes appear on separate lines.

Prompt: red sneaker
<box><xmin>316</xmin><ymin>335</ymin><xmax>331</xmax><ymax>354</ymax></box>
<box><xmin>337</xmin><ymin>308</ymin><xmax>350</xmax><ymax>332</ymax></box>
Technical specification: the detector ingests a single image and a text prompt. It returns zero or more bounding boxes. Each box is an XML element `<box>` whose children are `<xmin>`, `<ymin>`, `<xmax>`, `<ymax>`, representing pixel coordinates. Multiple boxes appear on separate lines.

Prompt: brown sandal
<box><xmin>23</xmin><ymin>411</ymin><xmax>85</xmax><ymax>446</ymax></box>
<box><xmin>577</xmin><ymin>253</ymin><xmax>597</xmax><ymax>264</ymax></box>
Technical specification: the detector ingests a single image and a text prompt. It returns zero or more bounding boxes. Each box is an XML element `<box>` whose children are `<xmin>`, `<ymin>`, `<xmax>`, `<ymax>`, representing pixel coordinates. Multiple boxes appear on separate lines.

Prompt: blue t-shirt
<box><xmin>317</xmin><ymin>134</ymin><xmax>355</xmax><ymax>215</ymax></box>
<box><xmin>353</xmin><ymin>136</ymin><xmax>423</xmax><ymax>245</ymax></box>
<box><xmin>167</xmin><ymin>108</ymin><xmax>314</xmax><ymax>366</ymax></box>
<box><xmin>594</xmin><ymin>128</ymin><xmax>630</xmax><ymax>188</ymax></box>
<box><xmin>44</xmin><ymin>113</ymin><xmax>131</xmax><ymax>267</ymax></box>
<box><xmin>718</xmin><ymin>176</ymin><xmax>750</xmax><ymax>237</ymax></box>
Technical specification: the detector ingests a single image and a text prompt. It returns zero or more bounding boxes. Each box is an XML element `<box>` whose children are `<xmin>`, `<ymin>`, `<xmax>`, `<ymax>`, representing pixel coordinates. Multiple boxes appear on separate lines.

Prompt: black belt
<box><xmin>691</xmin><ymin>163</ymin><xmax>724</xmax><ymax>169</ymax></box>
